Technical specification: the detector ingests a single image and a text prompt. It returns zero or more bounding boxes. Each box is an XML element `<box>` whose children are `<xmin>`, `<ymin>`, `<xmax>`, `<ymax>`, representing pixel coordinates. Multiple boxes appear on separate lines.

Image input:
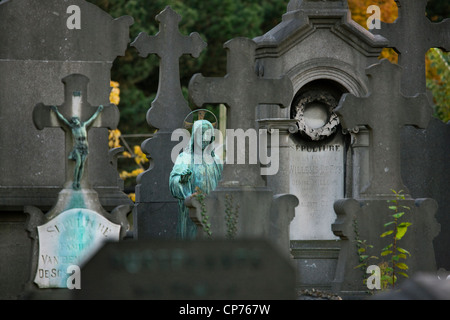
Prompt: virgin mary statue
<box><xmin>169</xmin><ymin>120</ymin><xmax>223</xmax><ymax>239</ymax></box>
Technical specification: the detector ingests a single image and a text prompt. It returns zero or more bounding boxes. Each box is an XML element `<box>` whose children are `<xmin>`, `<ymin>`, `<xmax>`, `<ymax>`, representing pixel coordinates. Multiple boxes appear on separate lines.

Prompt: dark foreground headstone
<box><xmin>371</xmin><ymin>273</ymin><xmax>450</xmax><ymax>300</ymax></box>
<box><xmin>74</xmin><ymin>239</ymin><xmax>296</xmax><ymax>300</ymax></box>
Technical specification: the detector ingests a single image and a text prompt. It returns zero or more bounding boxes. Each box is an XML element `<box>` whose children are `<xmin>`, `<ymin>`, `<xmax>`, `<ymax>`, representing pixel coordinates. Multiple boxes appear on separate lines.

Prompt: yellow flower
<box><xmin>108</xmin><ymin>129</ymin><xmax>122</xmax><ymax>149</ymax></box>
<box><xmin>134</xmin><ymin>145</ymin><xmax>149</xmax><ymax>165</ymax></box>
<box><xmin>109</xmin><ymin>81</ymin><xmax>120</xmax><ymax>105</ymax></box>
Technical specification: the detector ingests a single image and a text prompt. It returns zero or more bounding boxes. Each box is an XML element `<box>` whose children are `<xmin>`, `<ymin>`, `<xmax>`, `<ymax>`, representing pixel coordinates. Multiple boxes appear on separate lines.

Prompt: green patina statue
<box><xmin>169</xmin><ymin>120</ymin><xmax>223</xmax><ymax>239</ymax></box>
<box><xmin>51</xmin><ymin>104</ymin><xmax>103</xmax><ymax>190</ymax></box>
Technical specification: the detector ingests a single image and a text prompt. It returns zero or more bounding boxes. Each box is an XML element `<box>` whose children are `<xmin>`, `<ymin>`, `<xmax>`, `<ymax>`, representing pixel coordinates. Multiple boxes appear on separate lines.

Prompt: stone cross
<box><xmin>189</xmin><ymin>37</ymin><xmax>293</xmax><ymax>187</ymax></box>
<box><xmin>335</xmin><ymin>59</ymin><xmax>432</xmax><ymax>198</ymax></box>
<box><xmin>130</xmin><ymin>6</ymin><xmax>207</xmax><ymax>239</ymax></box>
<box><xmin>131</xmin><ymin>6</ymin><xmax>206</xmax><ymax>130</ymax></box>
<box><xmin>373</xmin><ymin>0</ymin><xmax>450</xmax><ymax>96</ymax></box>
<box><xmin>33</xmin><ymin>73</ymin><xmax>119</xmax><ymax>189</ymax></box>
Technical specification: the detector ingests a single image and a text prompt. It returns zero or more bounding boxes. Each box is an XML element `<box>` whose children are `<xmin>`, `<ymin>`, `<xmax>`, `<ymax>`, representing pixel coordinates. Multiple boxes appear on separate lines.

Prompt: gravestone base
<box><xmin>331</xmin><ymin>197</ymin><xmax>440</xmax><ymax>297</ymax></box>
<box><xmin>187</xmin><ymin>187</ymin><xmax>297</xmax><ymax>258</ymax></box>
<box><xmin>290</xmin><ymin>240</ymin><xmax>340</xmax><ymax>292</ymax></box>
<box><xmin>133</xmin><ymin>201</ymin><xmax>179</xmax><ymax>239</ymax></box>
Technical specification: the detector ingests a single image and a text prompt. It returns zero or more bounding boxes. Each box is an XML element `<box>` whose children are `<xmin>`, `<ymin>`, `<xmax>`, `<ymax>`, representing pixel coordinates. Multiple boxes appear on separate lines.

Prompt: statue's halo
<box><xmin>183</xmin><ymin>108</ymin><xmax>218</xmax><ymax>131</ymax></box>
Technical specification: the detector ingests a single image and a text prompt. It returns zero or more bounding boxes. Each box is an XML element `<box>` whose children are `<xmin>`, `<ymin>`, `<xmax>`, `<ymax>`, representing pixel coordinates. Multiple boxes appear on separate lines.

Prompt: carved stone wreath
<box><xmin>293</xmin><ymin>91</ymin><xmax>340</xmax><ymax>141</ymax></box>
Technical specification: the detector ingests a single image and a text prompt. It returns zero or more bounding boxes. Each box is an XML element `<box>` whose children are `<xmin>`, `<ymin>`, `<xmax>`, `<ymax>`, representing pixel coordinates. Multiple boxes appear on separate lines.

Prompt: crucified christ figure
<box><xmin>50</xmin><ymin>105</ymin><xmax>104</xmax><ymax>190</ymax></box>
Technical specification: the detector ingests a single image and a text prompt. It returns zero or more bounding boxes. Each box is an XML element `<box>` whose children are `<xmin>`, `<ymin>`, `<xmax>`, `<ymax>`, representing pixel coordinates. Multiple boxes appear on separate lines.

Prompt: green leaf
<box><xmin>381</xmin><ymin>275</ymin><xmax>392</xmax><ymax>281</ymax></box>
<box><xmin>397</xmin><ymin>253</ymin><xmax>407</xmax><ymax>260</ymax></box>
<box><xmin>384</xmin><ymin>221</ymin><xmax>395</xmax><ymax>227</ymax></box>
<box><xmin>396</xmin><ymin>226</ymin><xmax>408</xmax><ymax>240</ymax></box>
<box><xmin>380</xmin><ymin>230</ymin><xmax>394</xmax><ymax>238</ymax></box>
<box><xmin>397</xmin><ymin>248</ymin><xmax>411</xmax><ymax>256</ymax></box>
<box><xmin>358</xmin><ymin>248</ymin><xmax>366</xmax><ymax>253</ymax></box>
<box><xmin>382</xmin><ymin>244</ymin><xmax>393</xmax><ymax>251</ymax></box>
<box><xmin>398</xmin><ymin>222</ymin><xmax>412</xmax><ymax>228</ymax></box>
<box><xmin>392</xmin><ymin>212</ymin><xmax>405</xmax><ymax>219</ymax></box>
<box><xmin>395</xmin><ymin>262</ymin><xmax>409</xmax><ymax>270</ymax></box>
<box><xmin>397</xmin><ymin>272</ymin><xmax>409</xmax><ymax>278</ymax></box>
<box><xmin>381</xmin><ymin>250</ymin><xmax>393</xmax><ymax>256</ymax></box>
<box><xmin>402</xmin><ymin>206</ymin><xmax>411</xmax><ymax>210</ymax></box>
<box><xmin>354</xmin><ymin>263</ymin><xmax>366</xmax><ymax>269</ymax></box>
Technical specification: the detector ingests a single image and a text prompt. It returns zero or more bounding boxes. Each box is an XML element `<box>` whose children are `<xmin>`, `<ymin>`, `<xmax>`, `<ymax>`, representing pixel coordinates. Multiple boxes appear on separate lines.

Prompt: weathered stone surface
<box><xmin>335</xmin><ymin>59</ymin><xmax>432</xmax><ymax>198</ymax></box>
<box><xmin>401</xmin><ymin>118</ymin><xmax>450</xmax><ymax>271</ymax></box>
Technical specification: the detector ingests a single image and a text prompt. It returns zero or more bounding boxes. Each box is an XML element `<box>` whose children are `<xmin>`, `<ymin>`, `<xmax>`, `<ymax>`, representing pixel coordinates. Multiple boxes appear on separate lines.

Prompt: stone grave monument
<box><xmin>25</xmin><ymin>73</ymin><xmax>131</xmax><ymax>291</ymax></box>
<box><xmin>0</xmin><ymin>0</ymin><xmax>133</xmax><ymax>298</ymax></box>
<box><xmin>187</xmin><ymin>36</ymin><xmax>298</xmax><ymax>257</ymax></box>
<box><xmin>401</xmin><ymin>119</ymin><xmax>450</xmax><ymax>274</ymax></box>
<box><xmin>131</xmin><ymin>6</ymin><xmax>207</xmax><ymax>239</ymax></box>
<box><xmin>372</xmin><ymin>0</ymin><xmax>450</xmax><ymax>273</ymax></box>
<box><xmin>332</xmin><ymin>59</ymin><xmax>440</xmax><ymax>297</ymax></box>
<box><xmin>252</xmin><ymin>0</ymin><xmax>388</xmax><ymax>291</ymax></box>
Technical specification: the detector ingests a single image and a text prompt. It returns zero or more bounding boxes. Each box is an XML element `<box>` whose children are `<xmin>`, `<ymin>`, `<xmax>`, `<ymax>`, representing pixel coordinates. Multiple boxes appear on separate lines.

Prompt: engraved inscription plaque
<box><xmin>34</xmin><ymin>208</ymin><xmax>121</xmax><ymax>288</ymax></box>
<box><xmin>289</xmin><ymin>134</ymin><xmax>344</xmax><ymax>240</ymax></box>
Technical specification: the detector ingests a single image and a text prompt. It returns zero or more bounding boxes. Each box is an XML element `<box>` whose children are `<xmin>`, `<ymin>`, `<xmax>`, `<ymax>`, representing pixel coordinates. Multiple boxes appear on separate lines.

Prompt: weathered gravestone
<box><xmin>187</xmin><ymin>37</ymin><xmax>298</xmax><ymax>257</ymax></box>
<box><xmin>371</xmin><ymin>0</ymin><xmax>450</xmax><ymax>96</ymax></box>
<box><xmin>74</xmin><ymin>239</ymin><xmax>297</xmax><ymax>300</ymax></box>
<box><xmin>0</xmin><ymin>0</ymin><xmax>133</xmax><ymax>299</ymax></box>
<box><xmin>401</xmin><ymin>119</ymin><xmax>450</xmax><ymax>272</ymax></box>
<box><xmin>131</xmin><ymin>6</ymin><xmax>206</xmax><ymax>239</ymax></box>
<box><xmin>25</xmin><ymin>73</ymin><xmax>131</xmax><ymax>290</ymax></box>
<box><xmin>332</xmin><ymin>60</ymin><xmax>440</xmax><ymax>297</ymax></box>
<box><xmin>253</xmin><ymin>0</ymin><xmax>388</xmax><ymax>291</ymax></box>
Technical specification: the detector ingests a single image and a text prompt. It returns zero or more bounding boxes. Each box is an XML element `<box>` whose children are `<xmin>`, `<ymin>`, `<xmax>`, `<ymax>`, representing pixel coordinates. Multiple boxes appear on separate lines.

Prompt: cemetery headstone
<box><xmin>26</xmin><ymin>73</ymin><xmax>131</xmax><ymax>290</ymax></box>
<box><xmin>253</xmin><ymin>0</ymin><xmax>388</xmax><ymax>291</ymax></box>
<box><xmin>0</xmin><ymin>0</ymin><xmax>133</xmax><ymax>210</ymax></box>
<box><xmin>187</xmin><ymin>37</ymin><xmax>298</xmax><ymax>257</ymax></box>
<box><xmin>0</xmin><ymin>0</ymin><xmax>133</xmax><ymax>298</ymax></box>
<box><xmin>132</xmin><ymin>6</ymin><xmax>206</xmax><ymax>239</ymax></box>
<box><xmin>74</xmin><ymin>239</ymin><xmax>297</xmax><ymax>300</ymax></box>
<box><xmin>190</xmin><ymin>37</ymin><xmax>293</xmax><ymax>188</ymax></box>
<box><xmin>335</xmin><ymin>59</ymin><xmax>432</xmax><ymax>198</ymax></box>
<box><xmin>33</xmin><ymin>74</ymin><xmax>120</xmax><ymax>192</ymax></box>
<box><xmin>401</xmin><ymin>118</ymin><xmax>450</xmax><ymax>271</ymax></box>
<box><xmin>332</xmin><ymin>60</ymin><xmax>440</xmax><ymax>297</ymax></box>
<box><xmin>372</xmin><ymin>0</ymin><xmax>450</xmax><ymax>96</ymax></box>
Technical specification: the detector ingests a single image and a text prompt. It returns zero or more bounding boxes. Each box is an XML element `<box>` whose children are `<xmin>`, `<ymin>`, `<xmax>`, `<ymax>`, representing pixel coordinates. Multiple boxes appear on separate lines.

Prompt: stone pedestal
<box><xmin>332</xmin><ymin>198</ymin><xmax>440</xmax><ymax>297</ymax></box>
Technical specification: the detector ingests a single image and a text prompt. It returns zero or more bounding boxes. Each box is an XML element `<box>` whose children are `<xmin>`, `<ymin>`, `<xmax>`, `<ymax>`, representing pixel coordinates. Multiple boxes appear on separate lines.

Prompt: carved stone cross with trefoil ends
<box><xmin>372</xmin><ymin>0</ymin><xmax>450</xmax><ymax>96</ymax></box>
<box><xmin>189</xmin><ymin>37</ymin><xmax>293</xmax><ymax>188</ymax></box>
<box><xmin>335</xmin><ymin>59</ymin><xmax>432</xmax><ymax>198</ymax></box>
<box><xmin>131</xmin><ymin>6</ymin><xmax>206</xmax><ymax>131</ymax></box>
<box><xmin>33</xmin><ymin>74</ymin><xmax>119</xmax><ymax>190</ymax></box>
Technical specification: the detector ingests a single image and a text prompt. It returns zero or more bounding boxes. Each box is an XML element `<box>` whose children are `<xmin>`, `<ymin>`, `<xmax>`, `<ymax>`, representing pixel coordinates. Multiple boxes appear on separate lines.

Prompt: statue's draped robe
<box><xmin>169</xmin><ymin>120</ymin><xmax>223</xmax><ymax>239</ymax></box>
